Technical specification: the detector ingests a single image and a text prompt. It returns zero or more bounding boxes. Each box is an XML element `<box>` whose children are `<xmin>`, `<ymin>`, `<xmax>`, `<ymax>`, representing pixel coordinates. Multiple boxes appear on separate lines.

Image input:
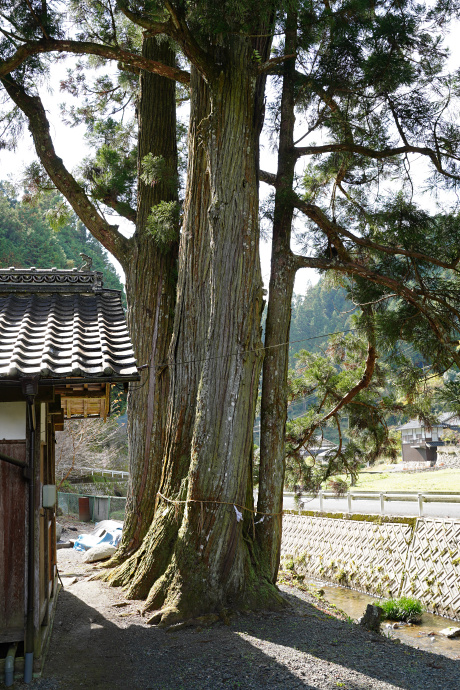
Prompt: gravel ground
<box><xmin>4</xmin><ymin>521</ymin><xmax>460</xmax><ymax>690</ymax></box>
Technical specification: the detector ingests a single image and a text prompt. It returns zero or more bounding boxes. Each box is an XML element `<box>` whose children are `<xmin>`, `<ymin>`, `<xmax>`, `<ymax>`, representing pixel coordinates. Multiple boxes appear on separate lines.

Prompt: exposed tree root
<box><xmin>138</xmin><ymin>553</ymin><xmax>286</xmax><ymax>630</ymax></box>
<box><xmin>147</xmin><ymin>609</ymin><xmax>220</xmax><ymax>629</ymax></box>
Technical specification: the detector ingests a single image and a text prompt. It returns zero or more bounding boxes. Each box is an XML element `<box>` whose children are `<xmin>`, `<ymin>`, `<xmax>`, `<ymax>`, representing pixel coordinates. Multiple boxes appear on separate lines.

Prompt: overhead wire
<box><xmin>149</xmin><ymin>328</ymin><xmax>358</xmax><ymax>371</ymax></box>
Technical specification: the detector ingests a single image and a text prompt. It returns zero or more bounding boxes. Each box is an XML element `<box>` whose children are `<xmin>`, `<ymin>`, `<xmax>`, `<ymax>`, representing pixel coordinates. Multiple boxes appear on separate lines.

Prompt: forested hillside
<box><xmin>290</xmin><ymin>279</ymin><xmax>353</xmax><ymax>362</ymax></box>
<box><xmin>0</xmin><ymin>183</ymin><xmax>124</xmax><ymax>292</ymax></box>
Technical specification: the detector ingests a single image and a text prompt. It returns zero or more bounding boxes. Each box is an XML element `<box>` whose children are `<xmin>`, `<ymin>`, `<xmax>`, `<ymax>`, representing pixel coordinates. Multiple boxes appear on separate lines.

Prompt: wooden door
<box><xmin>0</xmin><ymin>441</ymin><xmax>27</xmax><ymax>643</ymax></box>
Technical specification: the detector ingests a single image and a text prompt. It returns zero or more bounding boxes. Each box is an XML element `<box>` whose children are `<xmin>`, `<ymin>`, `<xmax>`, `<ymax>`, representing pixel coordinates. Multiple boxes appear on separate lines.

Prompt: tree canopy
<box><xmin>2</xmin><ymin>1</ymin><xmax>460</xmax><ymax>625</ymax></box>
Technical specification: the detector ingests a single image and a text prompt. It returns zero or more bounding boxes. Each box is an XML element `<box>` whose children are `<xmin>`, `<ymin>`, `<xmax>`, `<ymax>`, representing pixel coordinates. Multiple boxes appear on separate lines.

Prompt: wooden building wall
<box><xmin>0</xmin><ymin>441</ymin><xmax>27</xmax><ymax>643</ymax></box>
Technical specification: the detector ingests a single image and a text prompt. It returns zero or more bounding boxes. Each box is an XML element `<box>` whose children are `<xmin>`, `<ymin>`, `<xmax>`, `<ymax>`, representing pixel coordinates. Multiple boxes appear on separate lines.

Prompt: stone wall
<box><xmin>436</xmin><ymin>445</ymin><xmax>460</xmax><ymax>469</ymax></box>
<box><xmin>281</xmin><ymin>512</ymin><xmax>460</xmax><ymax>620</ymax></box>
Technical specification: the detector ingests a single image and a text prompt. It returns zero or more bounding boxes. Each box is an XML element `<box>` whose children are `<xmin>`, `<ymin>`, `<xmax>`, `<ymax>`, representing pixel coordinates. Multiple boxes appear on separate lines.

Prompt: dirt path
<box><xmin>7</xmin><ymin>540</ymin><xmax>460</xmax><ymax>690</ymax></box>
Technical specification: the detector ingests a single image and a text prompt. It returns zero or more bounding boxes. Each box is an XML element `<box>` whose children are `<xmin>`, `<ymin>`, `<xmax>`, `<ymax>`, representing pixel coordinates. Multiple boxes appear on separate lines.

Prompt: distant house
<box><xmin>0</xmin><ymin>267</ymin><xmax>139</xmax><ymax>682</ymax></box>
<box><xmin>301</xmin><ymin>438</ymin><xmax>338</xmax><ymax>465</ymax></box>
<box><xmin>396</xmin><ymin>413</ymin><xmax>460</xmax><ymax>465</ymax></box>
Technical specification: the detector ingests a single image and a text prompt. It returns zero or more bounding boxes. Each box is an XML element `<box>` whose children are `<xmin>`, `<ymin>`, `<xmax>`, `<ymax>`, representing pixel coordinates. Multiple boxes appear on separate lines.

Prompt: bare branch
<box><xmin>259</xmin><ymin>169</ymin><xmax>277</xmax><ymax>186</ymax></box>
<box><xmin>0</xmin><ymin>38</ymin><xmax>190</xmax><ymax>84</ymax></box>
<box><xmin>257</xmin><ymin>53</ymin><xmax>296</xmax><ymax>74</ymax></box>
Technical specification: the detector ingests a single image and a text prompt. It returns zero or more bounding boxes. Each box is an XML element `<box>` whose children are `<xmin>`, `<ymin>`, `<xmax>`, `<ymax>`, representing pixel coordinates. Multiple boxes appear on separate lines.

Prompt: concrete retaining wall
<box><xmin>281</xmin><ymin>512</ymin><xmax>460</xmax><ymax>620</ymax></box>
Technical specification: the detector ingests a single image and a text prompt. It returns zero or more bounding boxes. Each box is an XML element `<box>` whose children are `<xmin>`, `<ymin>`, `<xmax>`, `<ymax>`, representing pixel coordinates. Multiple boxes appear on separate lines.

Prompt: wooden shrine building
<box><xmin>0</xmin><ymin>267</ymin><xmax>139</xmax><ymax>683</ymax></box>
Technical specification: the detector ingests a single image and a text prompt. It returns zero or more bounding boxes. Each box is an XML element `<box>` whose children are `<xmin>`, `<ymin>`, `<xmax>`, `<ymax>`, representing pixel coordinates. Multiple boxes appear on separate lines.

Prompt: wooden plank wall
<box><xmin>0</xmin><ymin>441</ymin><xmax>26</xmax><ymax>643</ymax></box>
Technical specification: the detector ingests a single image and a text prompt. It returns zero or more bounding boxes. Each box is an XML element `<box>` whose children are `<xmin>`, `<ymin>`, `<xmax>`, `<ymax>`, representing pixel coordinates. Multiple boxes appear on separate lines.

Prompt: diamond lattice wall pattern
<box><xmin>281</xmin><ymin>513</ymin><xmax>460</xmax><ymax>620</ymax></box>
<box><xmin>400</xmin><ymin>518</ymin><xmax>460</xmax><ymax>619</ymax></box>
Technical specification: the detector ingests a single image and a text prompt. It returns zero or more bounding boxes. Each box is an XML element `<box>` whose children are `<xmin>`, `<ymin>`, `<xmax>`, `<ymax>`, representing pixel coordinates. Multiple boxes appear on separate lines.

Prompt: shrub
<box><xmin>374</xmin><ymin>596</ymin><xmax>423</xmax><ymax>623</ymax></box>
<box><xmin>327</xmin><ymin>478</ymin><xmax>349</xmax><ymax>496</ymax></box>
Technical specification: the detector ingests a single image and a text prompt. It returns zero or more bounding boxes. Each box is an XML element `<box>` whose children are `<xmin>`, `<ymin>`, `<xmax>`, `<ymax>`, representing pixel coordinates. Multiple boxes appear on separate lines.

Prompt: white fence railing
<box><xmin>68</xmin><ymin>466</ymin><xmax>129</xmax><ymax>480</ymax></box>
<box><xmin>285</xmin><ymin>490</ymin><xmax>460</xmax><ymax>516</ymax></box>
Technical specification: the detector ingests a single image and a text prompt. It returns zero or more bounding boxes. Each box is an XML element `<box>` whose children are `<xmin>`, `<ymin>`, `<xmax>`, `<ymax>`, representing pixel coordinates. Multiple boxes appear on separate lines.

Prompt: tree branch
<box><xmin>259</xmin><ymin>169</ymin><xmax>277</xmax><ymax>186</ymax></box>
<box><xmin>292</xmin><ymin>250</ymin><xmax>454</xmax><ymax>352</ymax></box>
<box><xmin>293</xmin><ymin>74</ymin><xmax>460</xmax><ymax>181</ymax></box>
<box><xmin>321</xmin><ymin>340</ymin><xmax>377</xmax><ymax>424</ymax></box>
<box><xmin>162</xmin><ymin>1</ymin><xmax>217</xmax><ymax>81</ymax></box>
<box><xmin>0</xmin><ymin>38</ymin><xmax>190</xmax><ymax>84</ymax></box>
<box><xmin>1</xmin><ymin>75</ymin><xmax>131</xmax><ymax>264</ymax></box>
<box><xmin>99</xmin><ymin>195</ymin><xmax>137</xmax><ymax>224</ymax></box>
<box><xmin>24</xmin><ymin>0</ymin><xmax>49</xmax><ymax>39</ymax></box>
<box><xmin>258</xmin><ymin>53</ymin><xmax>296</xmax><ymax>74</ymax></box>
<box><xmin>115</xmin><ymin>1</ymin><xmax>168</xmax><ymax>32</ymax></box>
<box><xmin>294</xmin><ymin>141</ymin><xmax>460</xmax><ymax>179</ymax></box>
<box><xmin>289</xmin><ymin>331</ymin><xmax>377</xmax><ymax>456</ymax></box>
<box><xmin>292</xmin><ymin>196</ymin><xmax>460</xmax><ymax>271</ymax></box>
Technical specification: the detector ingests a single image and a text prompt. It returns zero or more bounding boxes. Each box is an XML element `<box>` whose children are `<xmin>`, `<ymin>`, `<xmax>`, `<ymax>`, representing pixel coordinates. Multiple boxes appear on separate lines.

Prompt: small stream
<box><xmin>306</xmin><ymin>578</ymin><xmax>460</xmax><ymax>660</ymax></box>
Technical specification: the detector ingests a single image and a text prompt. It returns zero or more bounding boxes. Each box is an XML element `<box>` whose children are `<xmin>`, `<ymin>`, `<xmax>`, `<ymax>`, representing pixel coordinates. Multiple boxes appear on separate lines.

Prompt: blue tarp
<box><xmin>73</xmin><ymin>520</ymin><xmax>123</xmax><ymax>552</ymax></box>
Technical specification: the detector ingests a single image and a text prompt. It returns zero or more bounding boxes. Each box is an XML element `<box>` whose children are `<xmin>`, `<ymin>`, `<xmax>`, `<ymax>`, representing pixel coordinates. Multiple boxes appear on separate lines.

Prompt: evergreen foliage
<box><xmin>285</xmin><ymin>330</ymin><xmax>401</xmax><ymax>490</ymax></box>
<box><xmin>0</xmin><ymin>183</ymin><xmax>124</xmax><ymax>293</ymax></box>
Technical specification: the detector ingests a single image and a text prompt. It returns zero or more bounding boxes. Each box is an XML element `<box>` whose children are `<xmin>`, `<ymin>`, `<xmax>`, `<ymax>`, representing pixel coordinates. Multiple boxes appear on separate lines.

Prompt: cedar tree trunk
<box><xmin>257</xmin><ymin>15</ymin><xmax>298</xmax><ymax>581</ymax></box>
<box><xmin>107</xmin><ymin>39</ymin><xmax>283</xmax><ymax>624</ymax></box>
<box><xmin>115</xmin><ymin>38</ymin><xmax>179</xmax><ymax>561</ymax></box>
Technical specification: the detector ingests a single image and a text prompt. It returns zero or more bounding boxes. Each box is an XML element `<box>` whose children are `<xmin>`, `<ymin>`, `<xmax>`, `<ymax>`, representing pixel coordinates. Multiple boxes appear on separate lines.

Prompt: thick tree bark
<box><xmin>257</xmin><ymin>14</ymin><xmax>298</xmax><ymax>581</ymax></box>
<box><xmin>114</xmin><ymin>38</ymin><xmax>179</xmax><ymax>561</ymax></box>
<box><xmin>107</xmin><ymin>40</ymin><xmax>283</xmax><ymax>623</ymax></box>
<box><xmin>108</xmin><ymin>65</ymin><xmax>211</xmax><ymax>586</ymax></box>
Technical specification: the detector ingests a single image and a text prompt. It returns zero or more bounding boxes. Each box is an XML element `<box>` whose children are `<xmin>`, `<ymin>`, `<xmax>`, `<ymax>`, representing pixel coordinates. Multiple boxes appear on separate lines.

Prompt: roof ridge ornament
<box><xmin>79</xmin><ymin>253</ymin><xmax>93</xmax><ymax>271</ymax></box>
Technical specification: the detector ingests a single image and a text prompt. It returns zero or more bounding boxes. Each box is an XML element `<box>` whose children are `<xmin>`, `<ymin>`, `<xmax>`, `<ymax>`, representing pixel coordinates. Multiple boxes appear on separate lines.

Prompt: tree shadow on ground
<box><xmin>36</xmin><ymin>588</ymin><xmax>317</xmax><ymax>690</ymax></box>
<box><xmin>229</xmin><ymin>588</ymin><xmax>460</xmax><ymax>690</ymax></box>
<box><xmin>20</xmin><ymin>584</ymin><xmax>460</xmax><ymax>690</ymax></box>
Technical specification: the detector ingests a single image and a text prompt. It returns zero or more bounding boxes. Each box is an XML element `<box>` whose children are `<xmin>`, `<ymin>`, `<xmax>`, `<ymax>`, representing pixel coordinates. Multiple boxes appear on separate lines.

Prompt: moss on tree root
<box><xmin>99</xmin><ymin>518</ymin><xmax>286</xmax><ymax>627</ymax></box>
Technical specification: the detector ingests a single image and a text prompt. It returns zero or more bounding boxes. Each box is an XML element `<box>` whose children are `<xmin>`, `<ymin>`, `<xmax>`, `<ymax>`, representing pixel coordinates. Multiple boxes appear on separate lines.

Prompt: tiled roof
<box><xmin>396</xmin><ymin>415</ymin><xmax>460</xmax><ymax>431</ymax></box>
<box><xmin>0</xmin><ymin>268</ymin><xmax>138</xmax><ymax>381</ymax></box>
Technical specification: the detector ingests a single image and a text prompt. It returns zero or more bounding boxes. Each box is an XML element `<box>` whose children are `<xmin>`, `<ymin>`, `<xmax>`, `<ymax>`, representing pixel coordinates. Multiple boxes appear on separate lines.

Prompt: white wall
<box><xmin>0</xmin><ymin>401</ymin><xmax>26</xmax><ymax>440</ymax></box>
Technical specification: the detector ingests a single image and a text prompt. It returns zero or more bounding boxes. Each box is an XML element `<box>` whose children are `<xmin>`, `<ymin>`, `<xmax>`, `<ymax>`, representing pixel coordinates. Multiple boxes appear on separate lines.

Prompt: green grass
<box><xmin>348</xmin><ymin>468</ymin><xmax>460</xmax><ymax>493</ymax></box>
<box><xmin>374</xmin><ymin>596</ymin><xmax>423</xmax><ymax>623</ymax></box>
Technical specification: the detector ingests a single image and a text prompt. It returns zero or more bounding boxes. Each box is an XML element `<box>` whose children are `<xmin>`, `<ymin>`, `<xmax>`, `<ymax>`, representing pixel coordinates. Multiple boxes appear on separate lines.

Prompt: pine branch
<box><xmin>292</xmin><ymin>250</ymin><xmax>455</xmax><ymax>355</ymax></box>
<box><xmin>0</xmin><ymin>38</ymin><xmax>190</xmax><ymax>84</ymax></box>
<box><xmin>293</xmin><ymin>197</ymin><xmax>460</xmax><ymax>271</ymax></box>
<box><xmin>258</xmin><ymin>174</ymin><xmax>460</xmax><ymax>271</ymax></box>
<box><xmin>1</xmin><ymin>75</ymin><xmax>131</xmax><ymax>265</ymax></box>
<box><xmin>320</xmin><ymin>339</ymin><xmax>377</xmax><ymax>424</ymax></box>
<box><xmin>294</xmin><ymin>141</ymin><xmax>460</xmax><ymax>177</ymax></box>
